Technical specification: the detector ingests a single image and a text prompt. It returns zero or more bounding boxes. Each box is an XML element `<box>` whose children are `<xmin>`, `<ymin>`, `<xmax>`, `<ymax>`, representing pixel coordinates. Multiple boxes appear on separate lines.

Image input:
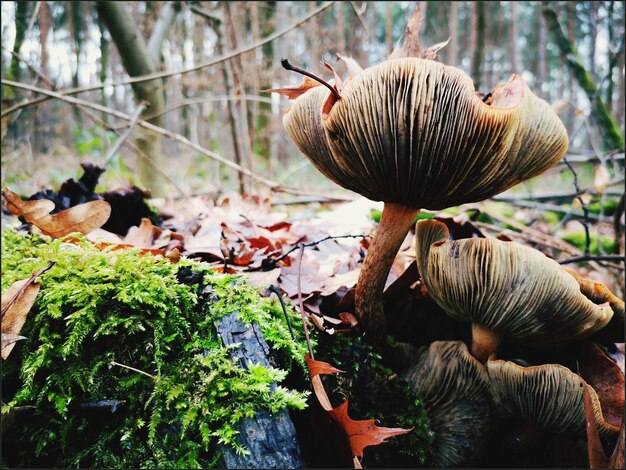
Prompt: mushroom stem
<box><xmin>355</xmin><ymin>202</ymin><xmax>419</xmax><ymax>348</ymax></box>
<box><xmin>471</xmin><ymin>323</ymin><xmax>503</xmax><ymax>363</ymax></box>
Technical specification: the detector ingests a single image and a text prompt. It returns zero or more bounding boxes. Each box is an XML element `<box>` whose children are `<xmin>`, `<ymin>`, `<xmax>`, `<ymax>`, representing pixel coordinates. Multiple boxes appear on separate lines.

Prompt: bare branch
<box><xmin>2</xmin><ymin>78</ymin><xmax>282</xmax><ymax>190</ymax></box>
<box><xmin>103</xmin><ymin>102</ymin><xmax>147</xmax><ymax>166</ymax></box>
<box><xmin>558</xmin><ymin>254</ymin><xmax>625</xmax><ymax>265</ymax></box>
<box><xmin>1</xmin><ymin>1</ymin><xmax>335</xmax><ymax>118</ymax></box>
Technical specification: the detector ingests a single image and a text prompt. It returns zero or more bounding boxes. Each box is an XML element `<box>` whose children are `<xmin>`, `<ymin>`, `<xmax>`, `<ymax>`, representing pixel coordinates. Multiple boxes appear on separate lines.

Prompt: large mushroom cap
<box><xmin>403</xmin><ymin>341</ymin><xmax>492</xmax><ymax>467</ymax></box>
<box><xmin>487</xmin><ymin>359</ymin><xmax>619</xmax><ymax>436</ymax></box>
<box><xmin>415</xmin><ymin>219</ymin><xmax>614</xmax><ymax>348</ymax></box>
<box><xmin>284</xmin><ymin>57</ymin><xmax>568</xmax><ymax>209</ymax></box>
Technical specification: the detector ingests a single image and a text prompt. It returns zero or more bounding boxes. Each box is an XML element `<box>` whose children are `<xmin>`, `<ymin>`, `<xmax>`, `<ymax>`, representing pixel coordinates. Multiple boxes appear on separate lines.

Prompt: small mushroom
<box><xmin>280</xmin><ymin>57</ymin><xmax>568</xmax><ymax>347</ymax></box>
<box><xmin>403</xmin><ymin>341</ymin><xmax>492</xmax><ymax>467</ymax></box>
<box><xmin>487</xmin><ymin>359</ymin><xmax>619</xmax><ymax>436</ymax></box>
<box><xmin>415</xmin><ymin>219</ymin><xmax>615</xmax><ymax>362</ymax></box>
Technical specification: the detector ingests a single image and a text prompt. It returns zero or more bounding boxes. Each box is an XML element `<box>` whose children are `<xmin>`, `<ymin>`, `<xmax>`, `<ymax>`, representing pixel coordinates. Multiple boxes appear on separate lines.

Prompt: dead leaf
<box><xmin>578</xmin><ymin>341</ymin><xmax>624</xmax><ymax>429</ymax></box>
<box><xmin>242</xmin><ymin>268</ymin><xmax>281</xmax><ymax>289</ymax></box>
<box><xmin>1</xmin><ymin>262</ymin><xmax>54</xmax><ymax>359</ymax></box>
<box><xmin>306</xmin><ymin>354</ymin><xmax>344</xmax><ymax>411</ymax></box>
<box><xmin>267</xmin><ymin>77</ymin><xmax>321</xmax><ymax>100</ymax></box>
<box><xmin>320</xmin><ymin>269</ymin><xmax>360</xmax><ymax>297</ymax></box>
<box><xmin>327</xmin><ymin>400</ymin><xmax>413</xmax><ymax>458</ymax></box>
<box><xmin>2</xmin><ymin>187</ymin><xmax>111</xmax><ymax>238</ymax></box>
<box><xmin>583</xmin><ymin>380</ymin><xmax>610</xmax><ymax>468</ymax></box>
<box><xmin>336</xmin><ymin>53</ymin><xmax>364</xmax><ymax>77</ymax></box>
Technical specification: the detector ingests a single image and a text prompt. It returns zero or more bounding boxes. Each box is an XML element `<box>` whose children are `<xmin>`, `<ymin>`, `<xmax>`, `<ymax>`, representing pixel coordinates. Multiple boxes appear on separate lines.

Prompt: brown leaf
<box><xmin>578</xmin><ymin>341</ymin><xmax>624</xmax><ymax>429</ymax></box>
<box><xmin>305</xmin><ymin>354</ymin><xmax>344</xmax><ymax>411</ymax></box>
<box><xmin>267</xmin><ymin>77</ymin><xmax>321</xmax><ymax>100</ymax></box>
<box><xmin>336</xmin><ymin>54</ymin><xmax>364</xmax><ymax>77</ymax></box>
<box><xmin>328</xmin><ymin>400</ymin><xmax>413</xmax><ymax>458</ymax></box>
<box><xmin>1</xmin><ymin>262</ymin><xmax>54</xmax><ymax>359</ymax></box>
<box><xmin>2</xmin><ymin>187</ymin><xmax>111</xmax><ymax>237</ymax></box>
<box><xmin>242</xmin><ymin>268</ymin><xmax>281</xmax><ymax>289</ymax></box>
<box><xmin>583</xmin><ymin>379</ymin><xmax>610</xmax><ymax>468</ymax></box>
<box><xmin>124</xmin><ymin>218</ymin><xmax>162</xmax><ymax>248</ymax></box>
<box><xmin>2</xmin><ymin>188</ymin><xmax>55</xmax><ymax>220</ymax></box>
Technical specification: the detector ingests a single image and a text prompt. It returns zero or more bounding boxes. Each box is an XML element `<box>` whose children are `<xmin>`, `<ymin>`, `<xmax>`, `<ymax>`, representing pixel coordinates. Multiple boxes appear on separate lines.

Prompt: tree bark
<box><xmin>542</xmin><ymin>5</ymin><xmax>624</xmax><ymax>151</ymax></box>
<box><xmin>448</xmin><ymin>1</ymin><xmax>458</xmax><ymax>66</ymax></box>
<box><xmin>588</xmin><ymin>1</ymin><xmax>599</xmax><ymax>81</ymax></box>
<box><xmin>509</xmin><ymin>2</ymin><xmax>518</xmax><ymax>74</ymax></box>
<box><xmin>96</xmin><ymin>1</ymin><xmax>169</xmax><ymax>194</ymax></box>
<box><xmin>336</xmin><ymin>1</ymin><xmax>346</xmax><ymax>53</ymax></box>
<box><xmin>470</xmin><ymin>1</ymin><xmax>486</xmax><ymax>89</ymax></box>
<box><xmin>385</xmin><ymin>2</ymin><xmax>394</xmax><ymax>56</ymax></box>
<box><xmin>215</xmin><ymin>311</ymin><xmax>305</xmax><ymax>468</ymax></box>
<box><xmin>147</xmin><ymin>1</ymin><xmax>181</xmax><ymax>64</ymax></box>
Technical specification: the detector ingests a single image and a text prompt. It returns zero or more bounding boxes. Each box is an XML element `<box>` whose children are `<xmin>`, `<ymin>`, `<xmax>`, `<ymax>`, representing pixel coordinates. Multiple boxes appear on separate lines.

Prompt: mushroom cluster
<box><xmin>279</xmin><ymin>57</ymin><xmax>568</xmax><ymax>348</ymax></box>
<box><xmin>410</xmin><ymin>219</ymin><xmax>624</xmax><ymax>465</ymax></box>
<box><xmin>276</xmin><ymin>33</ymin><xmax>623</xmax><ymax>466</ymax></box>
<box><xmin>415</xmin><ymin>219</ymin><xmax>619</xmax><ymax>362</ymax></box>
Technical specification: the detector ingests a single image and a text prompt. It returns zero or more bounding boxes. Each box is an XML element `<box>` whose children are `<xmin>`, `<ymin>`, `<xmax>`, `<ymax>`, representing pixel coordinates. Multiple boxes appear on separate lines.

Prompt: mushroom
<box><xmin>415</xmin><ymin>219</ymin><xmax>615</xmax><ymax>362</ymax></box>
<box><xmin>280</xmin><ymin>57</ymin><xmax>568</xmax><ymax>347</ymax></box>
<box><xmin>486</xmin><ymin>359</ymin><xmax>619</xmax><ymax>436</ymax></box>
<box><xmin>403</xmin><ymin>341</ymin><xmax>492</xmax><ymax>467</ymax></box>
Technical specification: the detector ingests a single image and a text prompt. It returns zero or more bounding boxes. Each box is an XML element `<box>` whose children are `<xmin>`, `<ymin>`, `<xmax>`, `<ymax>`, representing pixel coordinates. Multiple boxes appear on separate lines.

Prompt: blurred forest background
<box><xmin>1</xmin><ymin>1</ymin><xmax>624</xmax><ymax>221</ymax></box>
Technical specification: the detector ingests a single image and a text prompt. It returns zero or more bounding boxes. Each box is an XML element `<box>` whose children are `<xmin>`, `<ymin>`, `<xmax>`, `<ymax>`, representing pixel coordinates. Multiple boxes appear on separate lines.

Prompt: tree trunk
<box><xmin>471</xmin><ymin>1</ymin><xmax>485</xmax><ymax>89</ymax></box>
<box><xmin>385</xmin><ymin>2</ymin><xmax>394</xmax><ymax>56</ymax></box>
<box><xmin>96</xmin><ymin>1</ymin><xmax>169</xmax><ymax>194</ymax></box>
<box><xmin>588</xmin><ymin>1</ymin><xmax>599</xmax><ymax>81</ymax></box>
<box><xmin>509</xmin><ymin>2</ymin><xmax>518</xmax><ymax>74</ymax></box>
<box><xmin>542</xmin><ymin>5</ymin><xmax>624</xmax><ymax>151</ymax></box>
<box><xmin>223</xmin><ymin>2</ymin><xmax>253</xmax><ymax>194</ymax></box>
<box><xmin>448</xmin><ymin>1</ymin><xmax>458</xmax><ymax>66</ymax></box>
<box><xmin>538</xmin><ymin>8</ymin><xmax>548</xmax><ymax>93</ymax></box>
<box><xmin>147</xmin><ymin>1</ymin><xmax>180</xmax><ymax>64</ymax></box>
<box><xmin>336</xmin><ymin>1</ymin><xmax>346</xmax><ymax>53</ymax></box>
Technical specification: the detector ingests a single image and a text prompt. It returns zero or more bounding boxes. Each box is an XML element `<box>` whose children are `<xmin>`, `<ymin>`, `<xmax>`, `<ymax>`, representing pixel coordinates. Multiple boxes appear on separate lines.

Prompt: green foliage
<box><xmin>561</xmin><ymin>230</ymin><xmax>616</xmax><ymax>255</ymax></box>
<box><xmin>1</xmin><ymin>228</ymin><xmax>309</xmax><ymax>468</ymax></box>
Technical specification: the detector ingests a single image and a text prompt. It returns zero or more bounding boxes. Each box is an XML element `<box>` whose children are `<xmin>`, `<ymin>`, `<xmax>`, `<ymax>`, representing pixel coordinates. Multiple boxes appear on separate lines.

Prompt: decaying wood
<box><xmin>214</xmin><ymin>307</ymin><xmax>304</xmax><ymax>469</ymax></box>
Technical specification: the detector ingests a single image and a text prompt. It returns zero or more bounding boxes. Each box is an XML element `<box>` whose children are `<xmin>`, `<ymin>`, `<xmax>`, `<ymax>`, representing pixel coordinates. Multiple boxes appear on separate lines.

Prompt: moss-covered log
<box><xmin>542</xmin><ymin>5</ymin><xmax>624</xmax><ymax>151</ymax></box>
<box><xmin>1</xmin><ymin>229</ymin><xmax>308</xmax><ymax>468</ymax></box>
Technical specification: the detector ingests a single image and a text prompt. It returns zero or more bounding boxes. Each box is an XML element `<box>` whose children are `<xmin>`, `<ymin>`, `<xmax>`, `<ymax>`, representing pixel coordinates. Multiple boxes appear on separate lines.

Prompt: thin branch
<box><xmin>271</xmin><ymin>233</ymin><xmax>370</xmax><ymax>266</ymax></box>
<box><xmin>103</xmin><ymin>102</ymin><xmax>147</xmax><ymax>166</ymax></box>
<box><xmin>129</xmin><ymin>94</ymin><xmax>274</xmax><ymax>127</ymax></box>
<box><xmin>268</xmin><ymin>285</ymin><xmax>295</xmax><ymax>341</ymax></box>
<box><xmin>563</xmin><ymin>157</ymin><xmax>591</xmax><ymax>255</ymax></box>
<box><xmin>2</xmin><ymin>79</ymin><xmax>282</xmax><ymax>190</ymax></box>
<box><xmin>1</xmin><ymin>1</ymin><xmax>335</xmax><ymax>118</ymax></box>
<box><xmin>110</xmin><ymin>361</ymin><xmax>158</xmax><ymax>380</ymax></box>
<box><xmin>297</xmin><ymin>246</ymin><xmax>315</xmax><ymax>359</ymax></box>
<box><xmin>558</xmin><ymin>254</ymin><xmax>625</xmax><ymax>265</ymax></box>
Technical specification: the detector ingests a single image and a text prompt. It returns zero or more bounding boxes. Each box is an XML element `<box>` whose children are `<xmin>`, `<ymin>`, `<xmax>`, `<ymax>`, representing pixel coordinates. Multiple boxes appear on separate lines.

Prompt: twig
<box><xmin>280</xmin><ymin>59</ymin><xmax>341</xmax><ymax>101</ymax></box>
<box><xmin>0</xmin><ymin>50</ymin><xmax>188</xmax><ymax>198</ymax></box>
<box><xmin>1</xmin><ymin>1</ymin><xmax>335</xmax><ymax>118</ymax></box>
<box><xmin>268</xmin><ymin>285</ymin><xmax>295</xmax><ymax>341</ymax></box>
<box><xmin>272</xmin><ymin>233</ymin><xmax>370</xmax><ymax>266</ymax></box>
<box><xmin>2</xmin><ymin>79</ymin><xmax>282</xmax><ymax>190</ymax></box>
<box><xmin>110</xmin><ymin>361</ymin><xmax>158</xmax><ymax>380</ymax></box>
<box><xmin>492</xmin><ymin>198</ymin><xmax>619</xmax><ymax>225</ymax></box>
<box><xmin>297</xmin><ymin>246</ymin><xmax>315</xmax><ymax>359</ymax></box>
<box><xmin>558</xmin><ymin>254</ymin><xmax>625</xmax><ymax>265</ymax></box>
<box><xmin>563</xmin><ymin>157</ymin><xmax>591</xmax><ymax>255</ymax></box>
<box><xmin>349</xmin><ymin>1</ymin><xmax>370</xmax><ymax>39</ymax></box>
<box><xmin>103</xmin><ymin>102</ymin><xmax>147</xmax><ymax>166</ymax></box>
<box><xmin>125</xmin><ymin>94</ymin><xmax>274</xmax><ymax>126</ymax></box>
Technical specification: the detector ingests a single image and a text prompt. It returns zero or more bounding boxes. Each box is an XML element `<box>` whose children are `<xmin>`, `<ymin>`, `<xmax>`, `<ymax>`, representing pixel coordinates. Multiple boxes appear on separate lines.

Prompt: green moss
<box><xmin>561</xmin><ymin>230</ymin><xmax>616</xmax><ymax>255</ymax></box>
<box><xmin>1</xmin><ymin>228</ymin><xmax>309</xmax><ymax>468</ymax></box>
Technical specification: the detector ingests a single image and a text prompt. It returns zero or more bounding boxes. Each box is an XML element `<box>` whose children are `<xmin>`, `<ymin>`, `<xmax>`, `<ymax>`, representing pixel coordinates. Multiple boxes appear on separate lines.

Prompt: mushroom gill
<box><xmin>487</xmin><ymin>359</ymin><xmax>619</xmax><ymax>436</ymax></box>
<box><xmin>281</xmin><ymin>57</ymin><xmax>568</xmax><ymax>348</ymax></box>
<box><xmin>415</xmin><ymin>219</ymin><xmax>615</xmax><ymax>362</ymax></box>
<box><xmin>403</xmin><ymin>341</ymin><xmax>492</xmax><ymax>467</ymax></box>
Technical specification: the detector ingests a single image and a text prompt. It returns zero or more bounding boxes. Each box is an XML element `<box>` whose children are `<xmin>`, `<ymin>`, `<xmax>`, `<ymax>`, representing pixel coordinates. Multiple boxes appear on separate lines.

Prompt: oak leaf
<box><xmin>2</xmin><ymin>187</ymin><xmax>111</xmax><ymax>238</ymax></box>
<box><xmin>327</xmin><ymin>400</ymin><xmax>413</xmax><ymax>458</ymax></box>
